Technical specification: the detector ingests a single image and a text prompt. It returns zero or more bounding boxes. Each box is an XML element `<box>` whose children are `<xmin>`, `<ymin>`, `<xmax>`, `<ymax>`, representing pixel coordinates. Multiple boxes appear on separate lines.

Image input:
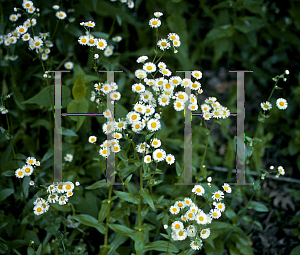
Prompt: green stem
<box><xmin>104</xmin><ymin>178</ymin><xmax>114</xmax><ymax>246</ymax></box>
<box><xmin>50</xmin><ymin>20</ymin><xmax>59</xmax><ymax>41</ymax></box>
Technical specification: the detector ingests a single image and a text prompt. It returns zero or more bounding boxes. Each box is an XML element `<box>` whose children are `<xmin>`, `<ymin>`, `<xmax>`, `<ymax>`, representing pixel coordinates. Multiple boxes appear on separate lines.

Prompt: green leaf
<box><xmin>85</xmin><ymin>179</ymin><xmax>107</xmax><ymax>189</ymax></box>
<box><xmin>36</xmin><ymin>244</ymin><xmax>43</xmax><ymax>255</ymax></box>
<box><xmin>139</xmin><ymin>189</ymin><xmax>155</xmax><ymax>210</ymax></box>
<box><xmin>124</xmin><ymin>174</ymin><xmax>133</xmax><ymax>186</ymax></box>
<box><xmin>288</xmin><ymin>140</ymin><xmax>300</xmax><ymax>156</ymax></box>
<box><xmin>107</xmin><ymin>223</ymin><xmax>135</xmax><ymax>240</ymax></box>
<box><xmin>116</xmin><ymin>14</ymin><xmax>122</xmax><ymax>26</ymax></box>
<box><xmin>143</xmin><ymin>241</ymin><xmax>179</xmax><ymax>253</ymax></box>
<box><xmin>61</xmin><ymin>127</ymin><xmax>78</xmax><ymax>137</ymax></box>
<box><xmin>98</xmin><ymin>200</ymin><xmax>111</xmax><ymax>223</ymax></box>
<box><xmin>72</xmin><ymin>73</ymin><xmax>86</xmax><ymax>99</ymax></box>
<box><xmin>68</xmin><ymin>214</ymin><xmax>105</xmax><ymax>234</ymax></box>
<box><xmin>115</xmin><ymin>103</ymin><xmax>128</xmax><ymax>121</ymax></box>
<box><xmin>21</xmin><ymin>85</ymin><xmax>71</xmax><ymax>108</ymax></box>
<box><xmin>175</xmin><ymin>161</ymin><xmax>182</xmax><ymax>176</ymax></box>
<box><xmin>114</xmin><ymin>191</ymin><xmax>140</xmax><ymax>204</ymax></box>
<box><xmin>134</xmin><ymin>230</ymin><xmax>144</xmax><ymax>252</ymax></box>
<box><xmin>205</xmin><ymin>24</ymin><xmax>234</xmax><ymax>42</ymax></box>
<box><xmin>247</xmin><ymin>201</ymin><xmax>268</xmax><ymax>212</ymax></box>
<box><xmin>41</xmin><ymin>147</ymin><xmax>53</xmax><ymax>162</ymax></box>
<box><xmin>290</xmin><ymin>244</ymin><xmax>300</xmax><ymax>255</ymax></box>
<box><xmin>50</xmin><ymin>203</ymin><xmax>72</xmax><ymax>212</ymax></box>
<box><xmin>224</xmin><ymin>208</ymin><xmax>238</xmax><ymax>224</ymax></box>
<box><xmin>23</xmin><ymin>176</ymin><xmax>30</xmax><ymax>199</ymax></box>
<box><xmin>67</xmin><ymin>98</ymin><xmax>89</xmax><ymax>132</ymax></box>
<box><xmin>30</xmin><ymin>119</ymin><xmax>51</xmax><ymax>130</ymax></box>
<box><xmin>1</xmin><ymin>170</ymin><xmax>14</xmax><ymax>177</ymax></box>
<box><xmin>27</xmin><ymin>247</ymin><xmax>35</xmax><ymax>255</ymax></box>
<box><xmin>0</xmin><ymin>188</ymin><xmax>14</xmax><ymax>202</ymax></box>
<box><xmin>91</xmin><ymin>32</ymin><xmax>109</xmax><ymax>40</ymax></box>
<box><xmin>235</xmin><ymin>17</ymin><xmax>265</xmax><ymax>34</ymax></box>
<box><xmin>253</xmin><ymin>220</ymin><xmax>263</xmax><ymax>230</ymax></box>
<box><xmin>107</xmin><ymin>233</ymin><xmax>128</xmax><ymax>255</ymax></box>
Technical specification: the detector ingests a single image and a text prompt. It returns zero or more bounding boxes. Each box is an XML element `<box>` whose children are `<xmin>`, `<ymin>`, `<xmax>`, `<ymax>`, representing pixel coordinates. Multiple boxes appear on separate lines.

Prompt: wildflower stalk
<box><xmin>104</xmin><ymin>176</ymin><xmax>114</xmax><ymax>247</ymax></box>
<box><xmin>50</xmin><ymin>20</ymin><xmax>59</xmax><ymax>41</ymax></box>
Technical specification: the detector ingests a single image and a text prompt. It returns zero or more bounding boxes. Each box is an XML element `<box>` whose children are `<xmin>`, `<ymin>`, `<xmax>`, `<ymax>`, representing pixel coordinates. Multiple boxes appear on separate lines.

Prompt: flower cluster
<box><xmin>15</xmin><ymin>156</ymin><xmax>41</xmax><ymax>179</ymax></box>
<box><xmin>167</xmin><ymin>180</ymin><xmax>232</xmax><ymax>250</ymax></box>
<box><xmin>200</xmin><ymin>97</ymin><xmax>231</xmax><ymax>120</ymax></box>
<box><xmin>261</xmin><ymin>98</ymin><xmax>288</xmax><ymax>111</ymax></box>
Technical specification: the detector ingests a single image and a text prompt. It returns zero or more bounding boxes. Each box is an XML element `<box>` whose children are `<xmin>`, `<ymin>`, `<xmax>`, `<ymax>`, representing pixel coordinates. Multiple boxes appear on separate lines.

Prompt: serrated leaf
<box><xmin>72</xmin><ymin>73</ymin><xmax>86</xmax><ymax>99</ymax></box>
<box><xmin>139</xmin><ymin>189</ymin><xmax>155</xmax><ymax>210</ymax></box>
<box><xmin>68</xmin><ymin>214</ymin><xmax>105</xmax><ymax>234</ymax></box>
<box><xmin>247</xmin><ymin>201</ymin><xmax>268</xmax><ymax>212</ymax></box>
<box><xmin>21</xmin><ymin>85</ymin><xmax>70</xmax><ymax>108</ymax></box>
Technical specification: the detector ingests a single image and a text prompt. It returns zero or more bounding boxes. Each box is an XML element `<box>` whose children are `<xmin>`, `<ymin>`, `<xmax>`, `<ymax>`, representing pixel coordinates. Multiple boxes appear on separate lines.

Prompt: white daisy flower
<box><xmin>158</xmin><ymin>94</ymin><xmax>170</xmax><ymax>106</ymax></box>
<box><xmin>173</xmin><ymin>39</ymin><xmax>181</xmax><ymax>47</ymax></box>
<box><xmin>174</xmin><ymin>229</ymin><xmax>188</xmax><ymax>241</ymax></box>
<box><xmin>33</xmin><ymin>203</ymin><xmax>44</xmax><ymax>215</ymax></box>
<box><xmin>126</xmin><ymin>111</ymin><xmax>141</xmax><ymax>124</ymax></box>
<box><xmin>157</xmin><ymin>61</ymin><xmax>167</xmax><ymax>69</ymax></box>
<box><xmin>276</xmin><ymin>98</ymin><xmax>288</xmax><ymax>110</ymax></box>
<box><xmin>168</xmin><ymin>33</ymin><xmax>180</xmax><ymax>41</ymax></box>
<box><xmin>200</xmin><ymin>228</ymin><xmax>211</xmax><ymax>239</ymax></box>
<box><xmin>173</xmin><ymin>100</ymin><xmax>185</xmax><ymax>112</ymax></box>
<box><xmin>195</xmin><ymin>211</ymin><xmax>208</xmax><ymax>225</ymax></box>
<box><xmin>181</xmin><ymin>215</ymin><xmax>188</xmax><ymax>222</ymax></box>
<box><xmin>135</xmin><ymin>69</ymin><xmax>147</xmax><ymax>79</ymax></box>
<box><xmin>16</xmin><ymin>25</ymin><xmax>27</xmax><ymax>34</ymax></box>
<box><xmin>137</xmin><ymin>55</ymin><xmax>148</xmax><ymax>63</ymax></box>
<box><xmin>22</xmin><ymin>33</ymin><xmax>31</xmax><ymax>41</ymax></box>
<box><xmin>209</xmin><ymin>208</ymin><xmax>222</xmax><ymax>219</ymax></box>
<box><xmin>22</xmin><ymin>164</ymin><xmax>34</xmax><ymax>176</ymax></box>
<box><xmin>147</xmin><ymin>118</ymin><xmax>161</xmax><ymax>132</ymax></box>
<box><xmin>165</xmin><ymin>154</ymin><xmax>175</xmax><ymax>165</ymax></box>
<box><xmin>188</xmin><ymin>104</ymin><xmax>198</xmax><ymax>111</ymax></box>
<box><xmin>185</xmin><ymin>210</ymin><xmax>196</xmax><ymax>221</ymax></box>
<box><xmin>190</xmin><ymin>240</ymin><xmax>201</xmax><ymax>250</ymax></box>
<box><xmin>170</xmin><ymin>205</ymin><xmax>180</xmax><ymax>215</ymax></box>
<box><xmin>222</xmin><ymin>183</ymin><xmax>232</xmax><ymax>193</ymax></box>
<box><xmin>64</xmin><ymin>154</ymin><xmax>73</xmax><ymax>162</ymax></box>
<box><xmin>192</xmin><ymin>184</ymin><xmax>205</xmax><ymax>196</ymax></box>
<box><xmin>101</xmin><ymin>83</ymin><xmax>112</xmax><ymax>94</ymax></box>
<box><xmin>154</xmin><ymin>12</ymin><xmax>163</xmax><ymax>18</ymax></box>
<box><xmin>169</xmin><ymin>76</ymin><xmax>182</xmax><ymax>87</ymax></box>
<box><xmin>143</xmin><ymin>62</ymin><xmax>156</xmax><ymax>73</ymax></box>
<box><xmin>214</xmin><ymin>202</ymin><xmax>226</xmax><ymax>212</ymax></box>
<box><xmin>96</xmin><ymin>38</ymin><xmax>107</xmax><ymax>50</ymax></box>
<box><xmin>111</xmin><ymin>144</ymin><xmax>121</xmax><ymax>153</ymax></box>
<box><xmin>191</xmin><ymin>81</ymin><xmax>201</xmax><ymax>90</ymax></box>
<box><xmin>99</xmin><ymin>147</ymin><xmax>110</xmax><ymax>158</ymax></box>
<box><xmin>47</xmin><ymin>184</ymin><xmax>57</xmax><ymax>194</ymax></box>
<box><xmin>29</xmin><ymin>181</ymin><xmax>35</xmax><ymax>186</ymax></box>
<box><xmin>144</xmin><ymin>155</ymin><xmax>152</xmax><ymax>164</ymax></box>
<box><xmin>113</xmin><ymin>132</ymin><xmax>122</xmax><ymax>139</ymax></box>
<box><xmin>114</xmin><ymin>118</ymin><xmax>127</xmax><ymax>131</ymax></box>
<box><xmin>205</xmin><ymin>97</ymin><xmax>217</xmax><ymax>104</ymax></box>
<box><xmin>212</xmin><ymin>190</ymin><xmax>224</xmax><ymax>201</ymax></box>
<box><xmin>102</xmin><ymin>122</ymin><xmax>114</xmax><ymax>135</ymax></box>
<box><xmin>203</xmin><ymin>112</ymin><xmax>212</xmax><ymax>120</ymax></box>
<box><xmin>23</xmin><ymin>1</ymin><xmax>33</xmax><ymax>9</ymax></box>
<box><xmin>132</xmin><ymin>83</ymin><xmax>146</xmax><ymax>93</ymax></box>
<box><xmin>171</xmin><ymin>220</ymin><xmax>184</xmax><ymax>231</ymax></box>
<box><xmin>56</xmin><ymin>11</ymin><xmax>67</xmax><ymax>20</ymax></box>
<box><xmin>89</xmin><ymin>136</ymin><xmax>97</xmax><ymax>143</ymax></box>
<box><xmin>183</xmin><ymin>197</ymin><xmax>192</xmax><ymax>207</ymax></box>
<box><xmin>278</xmin><ymin>166</ymin><xmax>285</xmax><ymax>175</ymax></box>
<box><xmin>157</xmin><ymin>39</ymin><xmax>170</xmax><ymax>51</ymax></box>
<box><xmin>149</xmin><ymin>18</ymin><xmax>161</xmax><ymax>28</ymax></box>
<box><xmin>64</xmin><ymin>62</ymin><xmax>73</xmax><ymax>69</ymax></box>
<box><xmin>15</xmin><ymin>168</ymin><xmax>25</xmax><ymax>178</ymax></box>
<box><xmin>56</xmin><ymin>183</ymin><xmax>65</xmax><ymax>193</ymax></box>
<box><xmin>58</xmin><ymin>195</ymin><xmax>68</xmax><ymax>205</ymax></box>
<box><xmin>186</xmin><ymin>225</ymin><xmax>196</xmax><ymax>237</ymax></box>
<box><xmin>112</xmin><ymin>36</ymin><xmax>122</xmax><ymax>42</ymax></box>
<box><xmin>9</xmin><ymin>14</ymin><xmax>19</xmax><ymax>22</ymax></box>
<box><xmin>26</xmin><ymin>156</ymin><xmax>36</xmax><ymax>165</ymax></box>
<box><xmin>78</xmin><ymin>35</ymin><xmax>88</xmax><ymax>45</ymax></box>
<box><xmin>261</xmin><ymin>101</ymin><xmax>272</xmax><ymax>111</ymax></box>
<box><xmin>134</xmin><ymin>103</ymin><xmax>146</xmax><ymax>115</ymax></box>
<box><xmin>151</xmin><ymin>138</ymin><xmax>161</xmax><ymax>148</ymax></box>
<box><xmin>153</xmin><ymin>148</ymin><xmax>166</xmax><ymax>162</ymax></box>
<box><xmin>84</xmin><ymin>21</ymin><xmax>95</xmax><ymax>28</ymax></box>
<box><xmin>53</xmin><ymin>5</ymin><xmax>60</xmax><ymax>10</ymax></box>
<box><xmin>181</xmin><ymin>78</ymin><xmax>192</xmax><ymax>88</ymax></box>
<box><xmin>174</xmin><ymin>201</ymin><xmax>185</xmax><ymax>210</ymax></box>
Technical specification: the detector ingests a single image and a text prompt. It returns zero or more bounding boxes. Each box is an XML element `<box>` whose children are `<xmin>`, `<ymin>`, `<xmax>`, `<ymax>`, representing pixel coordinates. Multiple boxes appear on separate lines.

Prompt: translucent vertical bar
<box><xmin>175</xmin><ymin>71</ymin><xmax>195</xmax><ymax>186</ymax></box>
<box><xmin>229</xmin><ymin>70</ymin><xmax>254</xmax><ymax>186</ymax></box>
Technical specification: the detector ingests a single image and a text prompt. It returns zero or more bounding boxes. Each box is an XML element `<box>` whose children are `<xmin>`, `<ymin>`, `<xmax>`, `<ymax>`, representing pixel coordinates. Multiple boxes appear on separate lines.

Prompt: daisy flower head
<box><xmin>169</xmin><ymin>76</ymin><xmax>182</xmax><ymax>87</ymax></box>
<box><xmin>222</xmin><ymin>183</ymin><xmax>232</xmax><ymax>193</ymax></box>
<box><xmin>101</xmin><ymin>83</ymin><xmax>112</xmax><ymax>94</ymax></box>
<box><xmin>278</xmin><ymin>166</ymin><xmax>285</xmax><ymax>175</ymax></box>
<box><xmin>102</xmin><ymin>122</ymin><xmax>114</xmax><ymax>135</ymax></box>
<box><xmin>173</xmin><ymin>100</ymin><xmax>185</xmax><ymax>112</ymax></box>
<box><xmin>175</xmin><ymin>91</ymin><xmax>189</xmax><ymax>102</ymax></box>
<box><xmin>33</xmin><ymin>203</ymin><xmax>45</xmax><ymax>215</ymax></box>
<box><xmin>9</xmin><ymin>14</ymin><xmax>19</xmax><ymax>22</ymax></box>
<box><xmin>58</xmin><ymin>195</ymin><xmax>68</xmax><ymax>205</ymax></box>
<box><xmin>27</xmin><ymin>6</ymin><xmax>36</xmax><ymax>14</ymax></box>
<box><xmin>143</xmin><ymin>62</ymin><xmax>157</xmax><ymax>73</ymax></box>
<box><xmin>147</xmin><ymin>118</ymin><xmax>161</xmax><ymax>132</ymax></box>
<box><xmin>127</xmin><ymin>0</ymin><xmax>134</xmax><ymax>8</ymax></box>
<box><xmin>53</xmin><ymin>5</ymin><xmax>60</xmax><ymax>10</ymax></box>
<box><xmin>175</xmin><ymin>201</ymin><xmax>185</xmax><ymax>210</ymax></box>
<box><xmin>200</xmin><ymin>228</ymin><xmax>211</xmax><ymax>239</ymax></box>
<box><xmin>78</xmin><ymin>35</ymin><xmax>88</xmax><ymax>45</ymax></box>
<box><xmin>113</xmin><ymin>132</ymin><xmax>122</xmax><ymax>139</ymax></box>
<box><xmin>185</xmin><ymin>210</ymin><xmax>196</xmax><ymax>221</ymax></box>
<box><xmin>84</xmin><ymin>21</ymin><xmax>95</xmax><ymax>28</ymax></box>
<box><xmin>134</xmin><ymin>69</ymin><xmax>147</xmax><ymax>80</ymax></box>
<box><xmin>154</xmin><ymin>12</ymin><xmax>163</xmax><ymax>18</ymax></box>
<box><xmin>26</xmin><ymin>156</ymin><xmax>36</xmax><ymax>165</ymax></box>
<box><xmin>87</xmin><ymin>37</ymin><xmax>96</xmax><ymax>47</ymax></box>
<box><xmin>151</xmin><ymin>138</ymin><xmax>161</xmax><ymax>148</ymax></box>
<box><xmin>144</xmin><ymin>155</ymin><xmax>152</xmax><ymax>164</ymax></box>
<box><xmin>192</xmin><ymin>184</ymin><xmax>205</xmax><ymax>196</ymax></box>
<box><xmin>23</xmin><ymin>1</ymin><xmax>33</xmax><ymax>9</ymax></box>
<box><xmin>22</xmin><ymin>164</ymin><xmax>34</xmax><ymax>176</ymax></box>
<box><xmin>96</xmin><ymin>38</ymin><xmax>107</xmax><ymax>50</ymax></box>
<box><xmin>190</xmin><ymin>240</ymin><xmax>201</xmax><ymax>250</ymax></box>
<box><xmin>157</xmin><ymin>39</ymin><xmax>170</xmax><ymax>51</ymax></box>
<box><xmin>114</xmin><ymin>118</ymin><xmax>127</xmax><ymax>131</ymax></box>
<box><xmin>203</xmin><ymin>112</ymin><xmax>212</xmax><ymax>120</ymax></box>
<box><xmin>165</xmin><ymin>154</ymin><xmax>175</xmax><ymax>165</ymax></box>
<box><xmin>64</xmin><ymin>154</ymin><xmax>73</xmax><ymax>162</ymax></box>
<box><xmin>186</xmin><ymin>225</ymin><xmax>196</xmax><ymax>237</ymax></box>
<box><xmin>183</xmin><ymin>197</ymin><xmax>192</xmax><ymax>207</ymax></box>
<box><xmin>214</xmin><ymin>202</ymin><xmax>226</xmax><ymax>212</ymax></box>
<box><xmin>205</xmin><ymin>97</ymin><xmax>217</xmax><ymax>104</ymax></box>
<box><xmin>181</xmin><ymin>78</ymin><xmax>192</xmax><ymax>88</ymax></box>
<box><xmin>134</xmin><ymin>103</ymin><xmax>146</xmax><ymax>115</ymax></box>
<box><xmin>56</xmin><ymin>11</ymin><xmax>67</xmax><ymax>20</ymax></box>
<box><xmin>153</xmin><ymin>148</ymin><xmax>166</xmax><ymax>162</ymax></box>
<box><xmin>47</xmin><ymin>184</ymin><xmax>58</xmax><ymax>194</ymax></box>
<box><xmin>126</xmin><ymin>111</ymin><xmax>141</xmax><ymax>124</ymax></box>
<box><xmin>171</xmin><ymin>220</ymin><xmax>184</xmax><ymax>231</ymax></box>
<box><xmin>168</xmin><ymin>33</ymin><xmax>180</xmax><ymax>41</ymax></box>
<box><xmin>195</xmin><ymin>211</ymin><xmax>208</xmax><ymax>225</ymax></box>
<box><xmin>261</xmin><ymin>101</ymin><xmax>272</xmax><ymax>111</ymax></box>
<box><xmin>172</xmin><ymin>39</ymin><xmax>181</xmax><ymax>47</ymax></box>
<box><xmin>276</xmin><ymin>98</ymin><xmax>288</xmax><ymax>110</ymax></box>
<box><xmin>64</xmin><ymin>182</ymin><xmax>75</xmax><ymax>192</ymax></box>
<box><xmin>16</xmin><ymin>25</ymin><xmax>27</xmax><ymax>34</ymax></box>
<box><xmin>99</xmin><ymin>147</ymin><xmax>110</xmax><ymax>157</ymax></box>
<box><xmin>149</xmin><ymin>18</ymin><xmax>161</xmax><ymax>28</ymax></box>
<box><xmin>111</xmin><ymin>144</ymin><xmax>121</xmax><ymax>153</ymax></box>
<box><xmin>30</xmin><ymin>181</ymin><xmax>35</xmax><ymax>186</ymax></box>
<box><xmin>170</xmin><ymin>205</ymin><xmax>180</xmax><ymax>215</ymax></box>
<box><xmin>29</xmin><ymin>37</ymin><xmax>43</xmax><ymax>49</ymax></box>
<box><xmin>159</xmin><ymin>68</ymin><xmax>172</xmax><ymax>77</ymax></box>
<box><xmin>132</xmin><ymin>121</ymin><xmax>145</xmax><ymax>133</ymax></box>
<box><xmin>89</xmin><ymin>135</ymin><xmax>97</xmax><ymax>143</ymax></box>
<box><xmin>15</xmin><ymin>168</ymin><xmax>25</xmax><ymax>178</ymax></box>
<box><xmin>64</xmin><ymin>62</ymin><xmax>73</xmax><ymax>69</ymax></box>
<box><xmin>191</xmin><ymin>81</ymin><xmax>201</xmax><ymax>90</ymax></box>
<box><xmin>137</xmin><ymin>55</ymin><xmax>148</xmax><ymax>63</ymax></box>
<box><xmin>112</xmin><ymin>36</ymin><xmax>122</xmax><ymax>42</ymax></box>
<box><xmin>212</xmin><ymin>190</ymin><xmax>224</xmax><ymax>201</ymax></box>
<box><xmin>144</xmin><ymin>105</ymin><xmax>155</xmax><ymax>116</ymax></box>
<box><xmin>173</xmin><ymin>229</ymin><xmax>188</xmax><ymax>241</ymax></box>
<box><xmin>157</xmin><ymin>61</ymin><xmax>167</xmax><ymax>69</ymax></box>
<box><xmin>209</xmin><ymin>208</ymin><xmax>222</xmax><ymax>219</ymax></box>
<box><xmin>110</xmin><ymin>91</ymin><xmax>121</xmax><ymax>101</ymax></box>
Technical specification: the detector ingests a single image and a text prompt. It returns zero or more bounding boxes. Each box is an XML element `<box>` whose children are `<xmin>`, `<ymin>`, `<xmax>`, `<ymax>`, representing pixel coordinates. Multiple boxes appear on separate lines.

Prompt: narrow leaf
<box><xmin>139</xmin><ymin>189</ymin><xmax>155</xmax><ymax>210</ymax></box>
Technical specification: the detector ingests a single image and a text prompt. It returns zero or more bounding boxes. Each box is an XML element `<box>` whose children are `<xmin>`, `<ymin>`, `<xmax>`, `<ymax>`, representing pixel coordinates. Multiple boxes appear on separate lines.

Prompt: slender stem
<box><xmin>104</xmin><ymin>178</ymin><xmax>114</xmax><ymax>246</ymax></box>
<box><xmin>50</xmin><ymin>20</ymin><xmax>60</xmax><ymax>41</ymax></box>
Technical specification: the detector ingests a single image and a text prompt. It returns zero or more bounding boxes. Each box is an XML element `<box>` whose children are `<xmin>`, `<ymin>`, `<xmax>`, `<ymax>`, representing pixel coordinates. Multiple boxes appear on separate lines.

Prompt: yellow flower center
<box><xmin>178</xmin><ymin>95</ymin><xmax>184</xmax><ymax>100</ymax></box>
<box><xmin>20</xmin><ymin>28</ymin><xmax>24</xmax><ymax>32</ymax></box>
<box><xmin>218</xmin><ymin>205</ymin><xmax>222</xmax><ymax>209</ymax></box>
<box><xmin>136</xmin><ymin>86</ymin><xmax>141</xmax><ymax>90</ymax></box>
<box><xmin>37</xmin><ymin>208</ymin><xmax>42</xmax><ymax>212</ymax></box>
<box><xmin>171</xmin><ymin>36</ymin><xmax>176</xmax><ymax>40</ymax></box>
<box><xmin>157</xmin><ymin>152</ymin><xmax>162</xmax><ymax>158</ymax></box>
<box><xmin>161</xmin><ymin>42</ymin><xmax>167</xmax><ymax>46</ymax></box>
<box><xmin>162</xmin><ymin>98</ymin><xmax>167</xmax><ymax>103</ymax></box>
<box><xmin>91</xmin><ymin>138</ymin><xmax>95</xmax><ymax>142</ymax></box>
<box><xmin>151</xmin><ymin>122</ymin><xmax>157</xmax><ymax>128</ymax></box>
<box><xmin>25</xmin><ymin>168</ymin><xmax>31</xmax><ymax>173</ymax></box>
<box><xmin>98</xmin><ymin>41</ymin><xmax>104</xmax><ymax>47</ymax></box>
<box><xmin>188</xmin><ymin>213</ymin><xmax>193</xmax><ymax>218</ymax></box>
<box><xmin>66</xmin><ymin>185</ymin><xmax>71</xmax><ymax>190</ymax></box>
<box><xmin>172</xmin><ymin>208</ymin><xmax>177</xmax><ymax>212</ymax></box>
<box><xmin>18</xmin><ymin>171</ymin><xmax>23</xmax><ymax>176</ymax></box>
<box><xmin>202</xmin><ymin>230</ymin><xmax>206</xmax><ymax>234</ymax></box>
<box><xmin>135</xmin><ymin>124</ymin><xmax>140</xmax><ymax>129</ymax></box>
<box><xmin>279</xmin><ymin>102</ymin><xmax>284</xmax><ymax>106</ymax></box>
<box><xmin>147</xmin><ymin>66</ymin><xmax>152</xmax><ymax>70</ymax></box>
<box><xmin>176</xmin><ymin>102</ymin><xmax>181</xmax><ymax>107</ymax></box>
<box><xmin>215</xmin><ymin>193</ymin><xmax>220</xmax><ymax>198</ymax></box>
<box><xmin>35</xmin><ymin>41</ymin><xmax>40</xmax><ymax>46</ymax></box>
<box><xmin>82</xmin><ymin>38</ymin><xmax>87</xmax><ymax>43</ymax></box>
<box><xmin>175</xmin><ymin>224</ymin><xmax>180</xmax><ymax>229</ymax></box>
<box><xmin>213</xmin><ymin>212</ymin><xmax>217</xmax><ymax>216</ymax></box>
<box><xmin>29</xmin><ymin>159</ymin><xmax>33</xmax><ymax>164</ymax></box>
<box><xmin>178</xmin><ymin>202</ymin><xmax>183</xmax><ymax>207</ymax></box>
<box><xmin>152</xmin><ymin>21</ymin><xmax>158</xmax><ymax>25</ymax></box>
<box><xmin>89</xmin><ymin>39</ymin><xmax>94</xmax><ymax>44</ymax></box>
<box><xmin>114</xmin><ymin>147</ymin><xmax>119</xmax><ymax>151</ymax></box>
<box><xmin>59</xmin><ymin>14</ymin><xmax>63</xmax><ymax>17</ymax></box>
<box><xmin>103</xmin><ymin>149</ymin><xmax>107</xmax><ymax>154</ymax></box>
<box><xmin>58</xmin><ymin>185</ymin><xmax>63</xmax><ymax>189</ymax></box>
<box><xmin>199</xmin><ymin>216</ymin><xmax>204</xmax><ymax>221</ymax></box>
